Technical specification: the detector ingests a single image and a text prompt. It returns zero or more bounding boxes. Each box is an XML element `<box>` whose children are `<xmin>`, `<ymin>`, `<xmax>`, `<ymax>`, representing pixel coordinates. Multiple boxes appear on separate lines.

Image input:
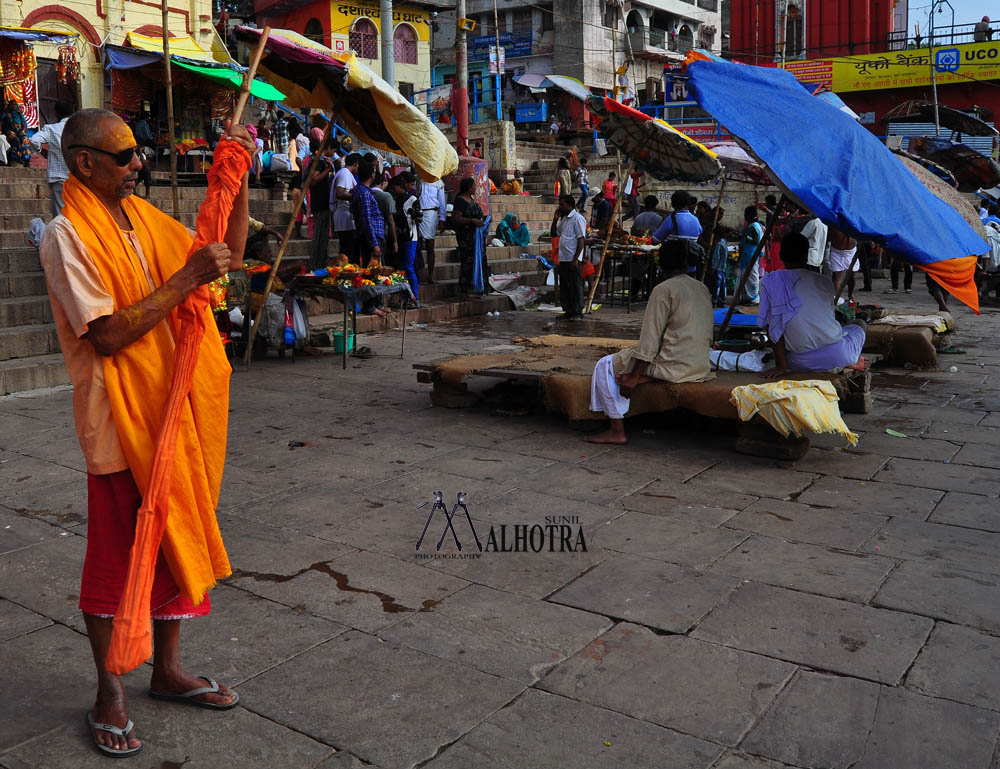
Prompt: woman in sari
<box><xmin>495</xmin><ymin>213</ymin><xmax>530</xmax><ymax>247</ymax></box>
<box><xmin>451</xmin><ymin>177</ymin><xmax>487</xmax><ymax>297</ymax></box>
<box><xmin>3</xmin><ymin>101</ymin><xmax>30</xmax><ymax>167</ymax></box>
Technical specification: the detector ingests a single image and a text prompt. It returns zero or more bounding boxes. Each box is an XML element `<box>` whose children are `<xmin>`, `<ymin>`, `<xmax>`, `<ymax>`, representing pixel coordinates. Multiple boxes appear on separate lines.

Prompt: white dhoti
<box><xmin>590</xmin><ymin>354</ymin><xmax>631</xmax><ymax>419</ymax></box>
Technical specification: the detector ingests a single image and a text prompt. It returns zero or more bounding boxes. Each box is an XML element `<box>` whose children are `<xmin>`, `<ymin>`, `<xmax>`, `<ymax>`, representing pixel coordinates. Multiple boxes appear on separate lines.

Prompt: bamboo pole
<box><xmin>717</xmin><ymin>194</ymin><xmax>786</xmax><ymax>338</ymax></box>
<box><xmin>702</xmin><ymin>176</ymin><xmax>727</xmax><ymax>284</ymax></box>
<box><xmin>584</xmin><ymin>159</ymin><xmax>634</xmax><ymax>314</ymax></box>
<box><xmin>243</xmin><ymin>119</ymin><xmax>333</xmax><ymax>366</ymax></box>
<box><xmin>162</xmin><ymin>1</ymin><xmax>179</xmax><ymax>220</ymax></box>
<box><xmin>232</xmin><ymin>27</ymin><xmax>271</xmax><ymax>125</ymax></box>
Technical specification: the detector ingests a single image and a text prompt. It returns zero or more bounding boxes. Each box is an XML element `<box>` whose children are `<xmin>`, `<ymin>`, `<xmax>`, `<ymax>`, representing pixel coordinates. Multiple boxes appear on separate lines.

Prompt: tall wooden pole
<box><xmin>162</xmin><ymin>1</ymin><xmax>179</xmax><ymax>220</ymax></box>
<box><xmin>584</xmin><ymin>159</ymin><xmax>634</xmax><ymax>313</ymax></box>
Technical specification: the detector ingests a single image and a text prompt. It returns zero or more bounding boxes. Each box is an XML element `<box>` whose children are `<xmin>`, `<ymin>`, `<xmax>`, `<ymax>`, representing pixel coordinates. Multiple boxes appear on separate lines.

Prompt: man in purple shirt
<box><xmin>349</xmin><ymin>160</ymin><xmax>385</xmax><ymax>266</ymax></box>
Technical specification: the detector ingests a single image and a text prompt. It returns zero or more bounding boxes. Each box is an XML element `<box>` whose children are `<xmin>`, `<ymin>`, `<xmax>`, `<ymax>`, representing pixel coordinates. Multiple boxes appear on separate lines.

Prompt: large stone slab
<box><xmin>0</xmin><ymin>454</ymin><xmax>83</xmax><ymax>492</ymax></box>
<box><xmin>548</xmin><ymin>553</ymin><xmax>739</xmax><ymax>633</ymax></box>
<box><xmin>0</xmin><ymin>508</ymin><xmax>66</xmax><ymax>555</ymax></box>
<box><xmin>0</xmin><ymin>694</ymin><xmax>335</xmax><ymax>769</ymax></box>
<box><xmin>852</xmin><ymin>685</ymin><xmax>999</xmax><ymax>769</ymax></box>
<box><xmin>873</xmin><ymin>560</ymin><xmax>1000</xmax><ymax>633</ymax></box>
<box><xmin>423</xmin><ymin>689</ymin><xmax>724</xmax><ymax>769</ymax></box>
<box><xmin>865</xmin><ymin>519</ymin><xmax>1000</xmax><ymax>576</ymax></box>
<box><xmin>228</xmin><ymin>482</ymin><xmax>385</xmax><ymax>539</ymax></box>
<box><xmin>365</xmin><ymin>468</ymin><xmax>517</xmax><ymax>505</ymax></box>
<box><xmin>682</xmin><ymin>461</ymin><xmax>818</xmax><ymax>501</ymax></box>
<box><xmin>494</xmin><ymin>429</ymin><xmax>611</xmax><ymax>463</ymax></box>
<box><xmin>516</xmin><ymin>461</ymin><xmax>657</xmax><ymax>505</ymax></box>
<box><xmin>881</xmin><ymin>403</ymin><xmax>986</xmax><ymax>425</ymax></box>
<box><xmin>787</xmin><ymin>449</ymin><xmax>889</xmax><ymax>480</ymax></box>
<box><xmin>710</xmin><ymin>536</ymin><xmax>894</xmax><ymax>602</ymax></box>
<box><xmin>418</xmin><ymin>543</ymin><xmax>609</xmax><ymax>600</ymax></box>
<box><xmin>599</xmin><ymin>511</ymin><xmax>748</xmax><ymax>568</ymax></box>
<box><xmin>929</xmin><ymin>491</ymin><xmax>1000</xmax><ymax>532</ymax></box>
<box><xmin>237</xmin><ymin>630</ymin><xmax>523</xmax><ymax>769</ymax></box>
<box><xmin>414</xmin><ymin>447</ymin><xmax>555</xmax><ymax>483</ymax></box>
<box><xmin>875</xmin><ymin>456</ymin><xmax>1000</xmax><ymax>495</ymax></box>
<box><xmin>849</xmin><ymin>431</ymin><xmax>960</xmax><ymax>462</ymax></box>
<box><xmin>691</xmin><ymin>582</ymin><xmax>933</xmax><ymax>684</ymax></box>
<box><xmin>381</xmin><ymin>584</ymin><xmax>611</xmax><ymax>684</ymax></box>
<box><xmin>539</xmin><ymin>624</ymin><xmax>795</xmax><ymax>746</ymax></box>
<box><xmin>1</xmin><ymin>479</ymin><xmax>88</xmax><ymax>530</ymax></box>
<box><xmin>0</xmin><ymin>598</ymin><xmax>50</xmax><ymax>642</ymax></box>
<box><xmin>220</xmin><ymin>514</ymin><xmax>354</xmax><ymax>576</ymax></box>
<box><xmin>922</xmin><ymin>421</ymin><xmax>1000</xmax><ymax>445</ymax></box>
<box><xmin>724</xmin><ymin>499</ymin><xmax>888</xmax><ymax>550</ymax></box>
<box><xmin>0</xmin><ymin>534</ymin><xmax>86</xmax><ymax>622</ymax></box>
<box><xmin>0</xmin><ymin>624</ymin><xmax>97</xmax><ymax>751</ymax></box>
<box><xmin>741</xmin><ymin>671</ymin><xmax>880</xmax><ymax>769</ymax></box>
<box><xmin>796</xmin><ymin>476</ymin><xmax>941</xmax><ymax>519</ymax></box>
<box><xmin>618</xmin><ymin>480</ymin><xmax>758</xmax><ymax>515</ymax></box>
<box><xmin>952</xmin><ymin>441</ymin><xmax>1000</xmax><ymax>470</ymax></box>
<box><xmin>471</xmin><ymin>488</ymin><xmax>625</xmax><ymax>529</ymax></box>
<box><xmin>175</xmin><ymin>584</ymin><xmax>346</xmax><ymax>686</ymax></box>
<box><xmin>230</xmin><ymin>548</ymin><xmax>468</xmax><ymax>632</ymax></box>
<box><xmin>906</xmin><ymin>622</ymin><xmax>1000</xmax><ymax>710</ymax></box>
<box><xmin>578</xmin><ymin>446</ymin><xmax>719</xmax><ymax>484</ymax></box>
<box><xmin>713</xmin><ymin>753</ymin><xmax>803</xmax><ymax>769</ymax></box>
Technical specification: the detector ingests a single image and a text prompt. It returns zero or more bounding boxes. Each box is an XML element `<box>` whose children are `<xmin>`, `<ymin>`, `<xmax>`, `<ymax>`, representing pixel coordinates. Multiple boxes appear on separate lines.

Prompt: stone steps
<box><xmin>0</xmin><ymin>271</ymin><xmax>47</xmax><ymax>299</ymax></box>
<box><xmin>0</xmin><ymin>322</ymin><xmax>59</xmax><ymax>362</ymax></box>
<box><xmin>0</xmin><ymin>352</ymin><xmax>69</xmax><ymax>395</ymax></box>
<box><xmin>0</xmin><ymin>295</ymin><xmax>52</xmax><ymax>326</ymax></box>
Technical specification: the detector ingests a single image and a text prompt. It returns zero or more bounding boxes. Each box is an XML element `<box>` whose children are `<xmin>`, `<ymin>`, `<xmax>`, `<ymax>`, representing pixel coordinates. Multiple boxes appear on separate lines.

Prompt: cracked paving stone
<box><xmin>236</xmin><ymin>630</ymin><xmax>524</xmax><ymax>769</ymax></box>
<box><xmin>617</xmin><ymin>480</ymin><xmax>758</xmax><ymax>515</ymax></box>
<box><xmin>681</xmin><ymin>461</ymin><xmax>818</xmax><ymax>501</ymax></box>
<box><xmin>381</xmin><ymin>583</ymin><xmax>612</xmax><ymax>684</ymax></box>
<box><xmin>873</xmin><ymin>560</ymin><xmax>1000</xmax><ymax>633</ymax></box>
<box><xmin>548</xmin><ymin>553</ymin><xmax>740</xmax><ymax>633</ymax></box>
<box><xmin>796</xmin><ymin>476</ymin><xmax>941</xmax><ymax>519</ymax></box>
<box><xmin>928</xmin><ymin>491</ymin><xmax>1000</xmax><ymax>532</ymax></box>
<box><xmin>724</xmin><ymin>499</ymin><xmax>888</xmax><ymax>550</ymax></box>
<box><xmin>539</xmin><ymin>623</ymin><xmax>795</xmax><ymax>746</ymax></box>
<box><xmin>709</xmin><ymin>535</ymin><xmax>895</xmax><ymax>603</ymax></box>
<box><xmin>906</xmin><ymin>622</ymin><xmax>1000</xmax><ymax>711</ymax></box>
<box><xmin>740</xmin><ymin>670</ymin><xmax>880</xmax><ymax>769</ymax></box>
<box><xmin>864</xmin><ymin>519</ymin><xmax>1000</xmax><ymax>576</ymax></box>
<box><xmin>598</xmin><ymin>511</ymin><xmax>748</xmax><ymax>568</ymax></box>
<box><xmin>422</xmin><ymin>688</ymin><xmax>724</xmax><ymax>769</ymax></box>
<box><xmin>0</xmin><ymin>535</ymin><xmax>86</xmax><ymax>623</ymax></box>
<box><xmin>691</xmin><ymin>582</ymin><xmax>933</xmax><ymax>685</ymax></box>
<box><xmin>0</xmin><ymin>598</ymin><xmax>50</xmax><ymax>642</ymax></box>
<box><xmin>875</xmin><ymin>457</ymin><xmax>1000</xmax><ymax>495</ymax></box>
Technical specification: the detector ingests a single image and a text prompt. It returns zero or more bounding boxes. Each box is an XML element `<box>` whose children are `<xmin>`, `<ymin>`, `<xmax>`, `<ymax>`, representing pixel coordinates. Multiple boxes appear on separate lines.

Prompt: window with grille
<box><xmin>511</xmin><ymin>10</ymin><xmax>531</xmax><ymax>35</ymax></box>
<box><xmin>304</xmin><ymin>18</ymin><xmax>324</xmax><ymax>44</ymax></box>
<box><xmin>540</xmin><ymin>4</ymin><xmax>553</xmax><ymax>32</ymax></box>
<box><xmin>394</xmin><ymin>24</ymin><xmax>417</xmax><ymax>64</ymax></box>
<box><xmin>783</xmin><ymin>3</ymin><xmax>805</xmax><ymax>58</ymax></box>
<box><xmin>350</xmin><ymin>19</ymin><xmax>378</xmax><ymax>59</ymax></box>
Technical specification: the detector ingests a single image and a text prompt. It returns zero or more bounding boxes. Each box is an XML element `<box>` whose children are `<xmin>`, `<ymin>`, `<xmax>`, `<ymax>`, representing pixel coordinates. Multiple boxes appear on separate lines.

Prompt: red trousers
<box><xmin>79</xmin><ymin>470</ymin><xmax>211</xmax><ymax>620</ymax></box>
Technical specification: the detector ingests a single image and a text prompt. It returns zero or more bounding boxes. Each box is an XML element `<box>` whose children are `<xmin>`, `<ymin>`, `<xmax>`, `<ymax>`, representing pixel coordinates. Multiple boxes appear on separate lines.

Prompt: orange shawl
<box><xmin>62</xmin><ymin>141</ymin><xmax>248</xmax><ymax>672</ymax></box>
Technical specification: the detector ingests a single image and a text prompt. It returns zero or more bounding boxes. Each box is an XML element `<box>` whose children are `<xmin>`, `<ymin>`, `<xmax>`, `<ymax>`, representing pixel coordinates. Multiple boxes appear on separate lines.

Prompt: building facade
<box><xmin>255</xmin><ymin>0</ymin><xmax>448</xmax><ymax>98</ymax></box>
<box><xmin>728</xmin><ymin>1</ymin><xmax>999</xmax><ymax>148</ymax></box>
<box><xmin>432</xmin><ymin>0</ymin><xmax>722</xmax><ymax>123</ymax></box>
<box><xmin>0</xmin><ymin>0</ymin><xmax>219</xmax><ymax>115</ymax></box>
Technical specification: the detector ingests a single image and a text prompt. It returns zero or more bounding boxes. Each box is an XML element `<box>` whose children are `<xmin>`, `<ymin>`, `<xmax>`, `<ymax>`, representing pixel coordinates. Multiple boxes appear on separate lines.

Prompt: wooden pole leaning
<box><xmin>702</xmin><ymin>176</ymin><xmax>727</xmax><ymax>284</ymax></box>
<box><xmin>717</xmin><ymin>194</ymin><xmax>786</xmax><ymax>338</ymax></box>
<box><xmin>231</xmin><ymin>27</ymin><xmax>271</xmax><ymax>124</ymax></box>
<box><xmin>243</xmin><ymin>119</ymin><xmax>334</xmax><ymax>367</ymax></box>
<box><xmin>162</xmin><ymin>1</ymin><xmax>179</xmax><ymax>220</ymax></box>
<box><xmin>584</xmin><ymin>159</ymin><xmax>635</xmax><ymax>314</ymax></box>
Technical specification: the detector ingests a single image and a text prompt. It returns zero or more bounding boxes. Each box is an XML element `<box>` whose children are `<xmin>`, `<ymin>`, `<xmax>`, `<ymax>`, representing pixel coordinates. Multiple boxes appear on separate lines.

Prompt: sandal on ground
<box><xmin>87</xmin><ymin>711</ymin><xmax>142</xmax><ymax>758</ymax></box>
<box><xmin>938</xmin><ymin>345</ymin><xmax>967</xmax><ymax>354</ymax></box>
<box><xmin>149</xmin><ymin>676</ymin><xmax>240</xmax><ymax>710</ymax></box>
<box><xmin>351</xmin><ymin>346</ymin><xmax>375</xmax><ymax>359</ymax></box>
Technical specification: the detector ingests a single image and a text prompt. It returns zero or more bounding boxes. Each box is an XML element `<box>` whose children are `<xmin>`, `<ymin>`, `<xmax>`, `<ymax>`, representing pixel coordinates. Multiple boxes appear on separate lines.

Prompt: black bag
<box><xmin>668</xmin><ymin>213</ymin><xmax>707</xmax><ymax>270</ymax></box>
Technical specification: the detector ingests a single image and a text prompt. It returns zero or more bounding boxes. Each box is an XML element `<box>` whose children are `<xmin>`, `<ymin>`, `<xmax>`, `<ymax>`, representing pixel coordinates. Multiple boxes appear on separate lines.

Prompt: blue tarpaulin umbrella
<box><xmin>685</xmin><ymin>53</ymin><xmax>987</xmax><ymax>311</ymax></box>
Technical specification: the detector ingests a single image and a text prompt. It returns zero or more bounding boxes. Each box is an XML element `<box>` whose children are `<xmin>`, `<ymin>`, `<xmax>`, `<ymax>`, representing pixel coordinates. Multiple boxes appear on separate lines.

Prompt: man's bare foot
<box><xmin>583</xmin><ymin>419</ymin><xmax>627</xmax><ymax>444</ymax></box>
<box><xmin>91</xmin><ymin>679</ymin><xmax>140</xmax><ymax>753</ymax></box>
<box><xmin>846</xmin><ymin>355</ymin><xmax>868</xmax><ymax>372</ymax></box>
<box><xmin>149</xmin><ymin>668</ymin><xmax>237</xmax><ymax>708</ymax></box>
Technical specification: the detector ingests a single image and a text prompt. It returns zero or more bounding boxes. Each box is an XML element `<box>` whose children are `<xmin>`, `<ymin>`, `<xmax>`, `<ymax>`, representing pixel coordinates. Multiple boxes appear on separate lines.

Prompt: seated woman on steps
<box><xmin>495</xmin><ymin>213</ymin><xmax>530</xmax><ymax>247</ymax></box>
<box><xmin>585</xmin><ymin>239</ymin><xmax>715</xmax><ymax>445</ymax></box>
<box><xmin>759</xmin><ymin>232</ymin><xmax>868</xmax><ymax>379</ymax></box>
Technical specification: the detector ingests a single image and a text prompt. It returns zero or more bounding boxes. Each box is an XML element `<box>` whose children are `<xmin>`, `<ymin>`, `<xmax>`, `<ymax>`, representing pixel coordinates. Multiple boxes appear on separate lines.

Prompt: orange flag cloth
<box><xmin>61</xmin><ymin>140</ymin><xmax>250</xmax><ymax>674</ymax></box>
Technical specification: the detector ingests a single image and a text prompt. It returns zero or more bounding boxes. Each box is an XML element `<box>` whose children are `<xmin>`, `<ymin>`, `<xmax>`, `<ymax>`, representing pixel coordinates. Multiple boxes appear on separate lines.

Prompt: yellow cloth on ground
<box><xmin>730</xmin><ymin>379</ymin><xmax>858</xmax><ymax>447</ymax></box>
<box><xmin>61</xmin><ymin>175</ymin><xmax>232</xmax><ymax>604</ymax></box>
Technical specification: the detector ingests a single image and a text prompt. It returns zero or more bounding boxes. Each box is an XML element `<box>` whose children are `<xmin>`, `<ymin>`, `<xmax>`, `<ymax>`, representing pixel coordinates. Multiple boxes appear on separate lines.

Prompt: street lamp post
<box><xmin>928</xmin><ymin>0</ymin><xmax>955</xmax><ymax>138</ymax></box>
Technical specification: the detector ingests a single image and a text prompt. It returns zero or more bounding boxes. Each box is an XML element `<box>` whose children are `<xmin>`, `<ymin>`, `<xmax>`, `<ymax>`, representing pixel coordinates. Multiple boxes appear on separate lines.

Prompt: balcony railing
<box><xmin>886</xmin><ymin>23</ymin><xmax>991</xmax><ymax>53</ymax></box>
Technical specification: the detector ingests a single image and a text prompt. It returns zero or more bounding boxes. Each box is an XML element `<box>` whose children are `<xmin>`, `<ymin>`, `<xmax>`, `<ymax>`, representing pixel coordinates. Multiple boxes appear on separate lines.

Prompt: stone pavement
<box><xmin>2</xmin><ymin>287</ymin><xmax>1000</xmax><ymax>769</ymax></box>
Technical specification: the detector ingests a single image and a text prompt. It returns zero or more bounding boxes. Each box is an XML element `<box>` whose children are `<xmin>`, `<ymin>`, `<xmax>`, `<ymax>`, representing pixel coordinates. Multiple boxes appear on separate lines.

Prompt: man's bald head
<box><xmin>62</xmin><ymin>109</ymin><xmax>135</xmax><ymax>175</ymax></box>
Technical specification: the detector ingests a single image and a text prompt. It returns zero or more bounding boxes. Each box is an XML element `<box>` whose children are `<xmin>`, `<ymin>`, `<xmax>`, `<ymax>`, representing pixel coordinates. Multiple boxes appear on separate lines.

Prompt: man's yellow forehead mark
<box><xmin>103</xmin><ymin>122</ymin><xmax>136</xmax><ymax>153</ymax></box>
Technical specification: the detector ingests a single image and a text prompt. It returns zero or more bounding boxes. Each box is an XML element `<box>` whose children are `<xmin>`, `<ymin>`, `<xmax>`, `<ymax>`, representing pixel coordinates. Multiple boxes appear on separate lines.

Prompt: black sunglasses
<box><xmin>68</xmin><ymin>144</ymin><xmax>139</xmax><ymax>167</ymax></box>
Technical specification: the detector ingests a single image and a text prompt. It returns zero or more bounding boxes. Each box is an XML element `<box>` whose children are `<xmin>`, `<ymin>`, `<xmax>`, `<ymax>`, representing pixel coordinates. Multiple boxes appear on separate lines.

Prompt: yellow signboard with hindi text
<box><xmin>330</xmin><ymin>1</ymin><xmax>431</xmax><ymax>42</ymax></box>
<box><xmin>783</xmin><ymin>39</ymin><xmax>1000</xmax><ymax>93</ymax></box>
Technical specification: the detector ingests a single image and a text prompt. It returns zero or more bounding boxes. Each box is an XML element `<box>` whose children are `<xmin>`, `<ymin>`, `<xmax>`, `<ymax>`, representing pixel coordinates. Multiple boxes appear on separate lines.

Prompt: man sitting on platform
<box><xmin>585</xmin><ymin>240</ymin><xmax>715</xmax><ymax>445</ymax></box>
<box><xmin>759</xmin><ymin>233</ymin><xmax>867</xmax><ymax>379</ymax></box>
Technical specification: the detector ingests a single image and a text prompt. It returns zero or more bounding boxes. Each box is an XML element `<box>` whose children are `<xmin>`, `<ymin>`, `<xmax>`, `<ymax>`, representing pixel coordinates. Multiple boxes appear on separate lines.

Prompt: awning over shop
<box><xmin>126</xmin><ymin>31</ymin><xmax>231</xmax><ymax>66</ymax></box>
<box><xmin>105</xmin><ymin>40</ymin><xmax>284</xmax><ymax>101</ymax></box>
<box><xmin>0</xmin><ymin>26</ymin><xmax>77</xmax><ymax>44</ymax></box>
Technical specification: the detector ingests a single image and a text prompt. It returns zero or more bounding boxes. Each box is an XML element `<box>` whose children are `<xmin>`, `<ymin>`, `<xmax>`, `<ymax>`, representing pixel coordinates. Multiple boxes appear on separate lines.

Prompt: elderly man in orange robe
<box><xmin>39</xmin><ymin>109</ymin><xmax>254</xmax><ymax>758</ymax></box>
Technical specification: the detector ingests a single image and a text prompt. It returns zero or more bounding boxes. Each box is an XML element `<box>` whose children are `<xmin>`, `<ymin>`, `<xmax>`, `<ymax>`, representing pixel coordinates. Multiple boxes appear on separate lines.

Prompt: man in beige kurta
<box><xmin>586</xmin><ymin>242</ymin><xmax>714</xmax><ymax>444</ymax></box>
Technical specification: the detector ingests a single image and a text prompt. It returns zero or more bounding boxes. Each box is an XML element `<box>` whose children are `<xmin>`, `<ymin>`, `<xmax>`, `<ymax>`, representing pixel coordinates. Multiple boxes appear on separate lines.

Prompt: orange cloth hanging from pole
<box><xmin>61</xmin><ymin>140</ymin><xmax>250</xmax><ymax>675</ymax></box>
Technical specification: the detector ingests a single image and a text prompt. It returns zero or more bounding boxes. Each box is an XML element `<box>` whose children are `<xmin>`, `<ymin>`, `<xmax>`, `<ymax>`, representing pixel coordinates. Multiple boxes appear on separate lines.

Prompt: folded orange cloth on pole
<box><xmin>62</xmin><ymin>139</ymin><xmax>250</xmax><ymax>674</ymax></box>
